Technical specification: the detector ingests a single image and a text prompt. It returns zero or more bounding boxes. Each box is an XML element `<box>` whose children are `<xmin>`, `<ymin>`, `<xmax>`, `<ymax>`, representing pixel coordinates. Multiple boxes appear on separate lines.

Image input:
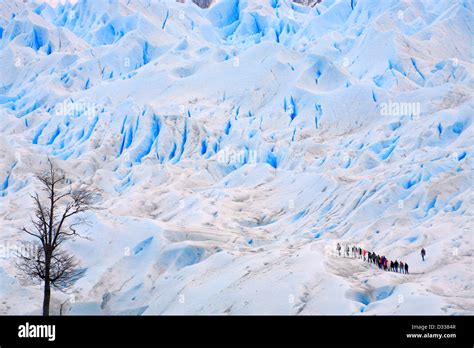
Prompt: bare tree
<box><xmin>17</xmin><ymin>159</ymin><xmax>93</xmax><ymax>316</ymax></box>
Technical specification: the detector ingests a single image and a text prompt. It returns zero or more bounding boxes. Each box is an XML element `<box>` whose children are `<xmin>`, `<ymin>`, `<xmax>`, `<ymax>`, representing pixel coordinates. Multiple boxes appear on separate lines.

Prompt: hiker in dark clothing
<box><xmin>390</xmin><ymin>260</ymin><xmax>394</xmax><ymax>271</ymax></box>
<box><xmin>346</xmin><ymin>245</ymin><xmax>350</xmax><ymax>257</ymax></box>
<box><xmin>336</xmin><ymin>243</ymin><xmax>341</xmax><ymax>256</ymax></box>
<box><xmin>400</xmin><ymin>261</ymin><xmax>404</xmax><ymax>274</ymax></box>
<box><xmin>405</xmin><ymin>263</ymin><xmax>409</xmax><ymax>274</ymax></box>
<box><xmin>421</xmin><ymin>248</ymin><xmax>426</xmax><ymax>261</ymax></box>
<box><xmin>394</xmin><ymin>260</ymin><xmax>399</xmax><ymax>273</ymax></box>
<box><xmin>359</xmin><ymin>247</ymin><xmax>362</xmax><ymax>259</ymax></box>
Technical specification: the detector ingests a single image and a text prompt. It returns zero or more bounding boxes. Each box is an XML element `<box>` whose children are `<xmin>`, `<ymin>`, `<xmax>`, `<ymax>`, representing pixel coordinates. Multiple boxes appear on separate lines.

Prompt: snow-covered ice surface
<box><xmin>0</xmin><ymin>0</ymin><xmax>473</xmax><ymax>315</ymax></box>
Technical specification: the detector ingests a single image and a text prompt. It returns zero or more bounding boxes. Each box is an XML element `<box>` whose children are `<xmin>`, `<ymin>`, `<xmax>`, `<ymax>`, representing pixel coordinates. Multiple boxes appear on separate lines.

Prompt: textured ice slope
<box><xmin>0</xmin><ymin>0</ymin><xmax>473</xmax><ymax>315</ymax></box>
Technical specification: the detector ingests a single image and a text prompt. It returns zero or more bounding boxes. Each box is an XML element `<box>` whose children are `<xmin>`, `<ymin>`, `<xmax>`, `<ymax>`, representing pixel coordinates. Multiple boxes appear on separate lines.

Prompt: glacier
<box><xmin>0</xmin><ymin>0</ymin><xmax>472</xmax><ymax>315</ymax></box>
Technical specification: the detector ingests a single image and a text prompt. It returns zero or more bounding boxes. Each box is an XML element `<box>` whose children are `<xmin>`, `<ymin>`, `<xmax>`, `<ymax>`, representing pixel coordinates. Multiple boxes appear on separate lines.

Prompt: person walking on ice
<box><xmin>336</xmin><ymin>243</ymin><xmax>341</xmax><ymax>256</ymax></box>
<box><xmin>421</xmin><ymin>248</ymin><xmax>426</xmax><ymax>261</ymax></box>
<box><xmin>404</xmin><ymin>262</ymin><xmax>409</xmax><ymax>274</ymax></box>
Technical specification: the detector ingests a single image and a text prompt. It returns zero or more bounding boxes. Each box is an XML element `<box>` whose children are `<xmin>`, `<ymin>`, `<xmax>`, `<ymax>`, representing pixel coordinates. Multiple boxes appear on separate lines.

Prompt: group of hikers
<box><xmin>335</xmin><ymin>243</ymin><xmax>426</xmax><ymax>274</ymax></box>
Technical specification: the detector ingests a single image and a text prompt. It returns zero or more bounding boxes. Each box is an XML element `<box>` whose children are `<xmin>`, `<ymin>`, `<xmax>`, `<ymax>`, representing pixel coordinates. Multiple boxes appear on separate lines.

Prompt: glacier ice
<box><xmin>0</xmin><ymin>0</ymin><xmax>472</xmax><ymax>315</ymax></box>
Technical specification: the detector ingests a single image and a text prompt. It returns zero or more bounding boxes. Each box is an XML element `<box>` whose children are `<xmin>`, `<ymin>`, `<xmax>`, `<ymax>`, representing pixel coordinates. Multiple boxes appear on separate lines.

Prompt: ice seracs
<box><xmin>0</xmin><ymin>0</ymin><xmax>472</xmax><ymax>315</ymax></box>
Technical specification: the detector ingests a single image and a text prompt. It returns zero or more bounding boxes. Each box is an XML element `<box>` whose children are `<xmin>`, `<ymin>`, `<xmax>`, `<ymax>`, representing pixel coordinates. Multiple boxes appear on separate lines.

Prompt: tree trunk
<box><xmin>43</xmin><ymin>279</ymin><xmax>51</xmax><ymax>316</ymax></box>
<box><xmin>43</xmin><ymin>257</ymin><xmax>51</xmax><ymax>316</ymax></box>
